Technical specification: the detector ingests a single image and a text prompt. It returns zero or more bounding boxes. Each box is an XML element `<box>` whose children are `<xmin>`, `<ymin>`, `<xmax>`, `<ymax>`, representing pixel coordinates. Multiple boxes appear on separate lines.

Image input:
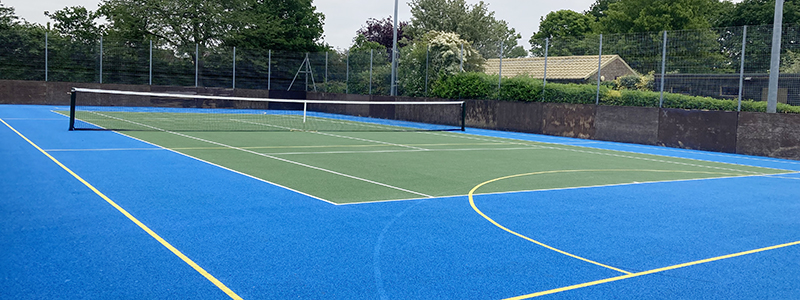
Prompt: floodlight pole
<box><xmin>390</xmin><ymin>0</ymin><xmax>399</xmax><ymax>96</ymax></box>
<box><xmin>767</xmin><ymin>0</ymin><xmax>784</xmax><ymax>113</ymax></box>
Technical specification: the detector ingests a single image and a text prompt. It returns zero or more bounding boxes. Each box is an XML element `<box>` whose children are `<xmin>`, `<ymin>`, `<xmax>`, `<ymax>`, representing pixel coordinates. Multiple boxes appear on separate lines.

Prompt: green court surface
<box><xmin>63</xmin><ymin>110</ymin><xmax>788</xmax><ymax>204</ymax></box>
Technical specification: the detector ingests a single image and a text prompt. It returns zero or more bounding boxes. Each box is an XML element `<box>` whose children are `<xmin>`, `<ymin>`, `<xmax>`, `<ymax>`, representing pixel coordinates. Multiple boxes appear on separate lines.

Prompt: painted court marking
<box><xmin>467</xmin><ymin>169</ymin><xmax>800</xmax><ymax>299</ymax></box>
<box><xmin>0</xmin><ymin>118</ymin><xmax>243</xmax><ymax>300</ymax></box>
<box><xmin>89</xmin><ymin>111</ymin><xmax>434</xmax><ymax>199</ymax></box>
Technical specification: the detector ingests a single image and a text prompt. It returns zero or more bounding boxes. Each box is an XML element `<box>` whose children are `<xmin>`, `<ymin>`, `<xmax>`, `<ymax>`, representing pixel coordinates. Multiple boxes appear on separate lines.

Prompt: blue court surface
<box><xmin>2</xmin><ymin>104</ymin><xmax>799</xmax><ymax>299</ymax></box>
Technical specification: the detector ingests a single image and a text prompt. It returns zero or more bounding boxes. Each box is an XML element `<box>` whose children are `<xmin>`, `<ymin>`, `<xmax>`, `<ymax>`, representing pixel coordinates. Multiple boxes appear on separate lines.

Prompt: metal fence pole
<box><xmin>325</xmin><ymin>51</ymin><xmax>328</xmax><ymax>92</ymax></box>
<box><xmin>45</xmin><ymin>32</ymin><xmax>48</xmax><ymax>82</ymax></box>
<box><xmin>369</xmin><ymin>49</ymin><xmax>373</xmax><ymax>95</ymax></box>
<box><xmin>425</xmin><ymin>45</ymin><xmax>430</xmax><ymax>96</ymax></box>
<box><xmin>232</xmin><ymin>46</ymin><xmax>236</xmax><ymax>89</ymax></box>
<box><xmin>268</xmin><ymin>50</ymin><xmax>272</xmax><ymax>90</ymax></box>
<box><xmin>346</xmin><ymin>52</ymin><xmax>349</xmax><ymax>94</ymax></box>
<box><xmin>149</xmin><ymin>40</ymin><xmax>152</xmax><ymax>85</ymax></box>
<box><xmin>659</xmin><ymin>31</ymin><xmax>667</xmax><ymax>108</ymax></box>
<box><xmin>543</xmin><ymin>38</ymin><xmax>548</xmax><ymax>102</ymax></box>
<box><xmin>460</xmin><ymin>43</ymin><xmax>464</xmax><ymax>72</ymax></box>
<box><xmin>99</xmin><ymin>36</ymin><xmax>103</xmax><ymax>84</ymax></box>
<box><xmin>767</xmin><ymin>0</ymin><xmax>784</xmax><ymax>113</ymax></box>
<box><xmin>498</xmin><ymin>41</ymin><xmax>503</xmax><ymax>100</ymax></box>
<box><xmin>596</xmin><ymin>34</ymin><xmax>603</xmax><ymax>105</ymax></box>
<box><xmin>738</xmin><ymin>26</ymin><xmax>747</xmax><ymax>112</ymax></box>
<box><xmin>195</xmin><ymin>43</ymin><xmax>199</xmax><ymax>87</ymax></box>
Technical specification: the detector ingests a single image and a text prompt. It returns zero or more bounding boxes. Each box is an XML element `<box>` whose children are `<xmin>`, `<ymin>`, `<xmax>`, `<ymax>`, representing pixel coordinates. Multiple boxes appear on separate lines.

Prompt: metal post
<box><xmin>767</xmin><ymin>0</ymin><xmax>784</xmax><ymax>113</ymax></box>
<box><xmin>232</xmin><ymin>46</ymin><xmax>236</xmax><ymax>89</ymax></box>
<box><xmin>596</xmin><ymin>34</ymin><xmax>603</xmax><ymax>105</ymax></box>
<box><xmin>460</xmin><ymin>43</ymin><xmax>464</xmax><ymax>72</ymax></box>
<box><xmin>425</xmin><ymin>45</ymin><xmax>430</xmax><ymax>96</ymax></box>
<box><xmin>659</xmin><ymin>31</ymin><xmax>667</xmax><ymax>108</ymax></box>
<box><xmin>99</xmin><ymin>36</ymin><xmax>103</xmax><ymax>84</ymax></box>
<box><xmin>738</xmin><ymin>26</ymin><xmax>747</xmax><ymax>112</ymax></box>
<box><xmin>45</xmin><ymin>32</ymin><xmax>48</xmax><ymax>82</ymax></box>
<box><xmin>325</xmin><ymin>52</ymin><xmax>328</xmax><ymax>92</ymax></box>
<box><xmin>369</xmin><ymin>49</ymin><xmax>373</xmax><ymax>95</ymax></box>
<box><xmin>346</xmin><ymin>53</ymin><xmax>349</xmax><ymax>94</ymax></box>
<box><xmin>498</xmin><ymin>41</ymin><xmax>503</xmax><ymax>100</ymax></box>
<box><xmin>543</xmin><ymin>38</ymin><xmax>548</xmax><ymax>101</ymax></box>
<box><xmin>305</xmin><ymin>52</ymin><xmax>309</xmax><ymax>92</ymax></box>
<box><xmin>268</xmin><ymin>50</ymin><xmax>272</xmax><ymax>90</ymax></box>
<box><xmin>390</xmin><ymin>0</ymin><xmax>399</xmax><ymax>96</ymax></box>
<box><xmin>195</xmin><ymin>43</ymin><xmax>199</xmax><ymax>87</ymax></box>
<box><xmin>149</xmin><ymin>40</ymin><xmax>152</xmax><ymax>85</ymax></box>
<box><xmin>69</xmin><ymin>90</ymin><xmax>76</xmax><ymax>131</ymax></box>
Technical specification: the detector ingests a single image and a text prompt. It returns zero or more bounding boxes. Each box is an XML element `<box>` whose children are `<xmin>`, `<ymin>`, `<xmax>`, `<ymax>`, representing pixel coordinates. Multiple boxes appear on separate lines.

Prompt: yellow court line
<box><xmin>506</xmin><ymin>239</ymin><xmax>800</xmax><ymax>299</ymax></box>
<box><xmin>0</xmin><ymin>118</ymin><xmax>243</xmax><ymax>300</ymax></box>
<box><xmin>468</xmin><ymin>169</ymin><xmax>749</xmax><ymax>275</ymax></box>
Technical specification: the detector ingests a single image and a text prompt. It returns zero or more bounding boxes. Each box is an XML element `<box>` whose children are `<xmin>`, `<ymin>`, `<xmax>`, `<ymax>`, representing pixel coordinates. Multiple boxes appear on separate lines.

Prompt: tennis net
<box><xmin>67</xmin><ymin>88</ymin><xmax>465</xmax><ymax>132</ymax></box>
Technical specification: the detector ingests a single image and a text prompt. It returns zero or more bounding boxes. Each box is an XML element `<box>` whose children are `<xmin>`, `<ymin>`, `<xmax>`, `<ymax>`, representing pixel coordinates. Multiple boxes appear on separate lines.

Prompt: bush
<box><xmin>430</xmin><ymin>72</ymin><xmax>800</xmax><ymax>114</ymax></box>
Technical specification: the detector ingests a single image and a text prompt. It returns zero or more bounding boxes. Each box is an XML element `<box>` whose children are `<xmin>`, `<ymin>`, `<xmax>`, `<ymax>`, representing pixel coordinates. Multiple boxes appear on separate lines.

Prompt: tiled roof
<box><xmin>484</xmin><ymin>55</ymin><xmax>633</xmax><ymax>79</ymax></box>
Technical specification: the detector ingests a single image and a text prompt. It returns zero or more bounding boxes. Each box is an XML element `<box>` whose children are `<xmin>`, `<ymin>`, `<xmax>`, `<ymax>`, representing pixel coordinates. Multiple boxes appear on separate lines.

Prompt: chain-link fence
<box><xmin>1</xmin><ymin>25</ymin><xmax>799</xmax><ymax>107</ymax></box>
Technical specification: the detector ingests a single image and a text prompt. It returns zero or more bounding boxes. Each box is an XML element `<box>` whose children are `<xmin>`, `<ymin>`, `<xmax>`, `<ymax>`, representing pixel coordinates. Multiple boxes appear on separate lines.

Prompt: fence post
<box><xmin>767</xmin><ymin>0</ymin><xmax>784</xmax><ymax>113</ymax></box>
<box><xmin>738</xmin><ymin>26</ymin><xmax>747</xmax><ymax>112</ymax></box>
<box><xmin>498</xmin><ymin>41</ymin><xmax>503</xmax><ymax>100</ymax></box>
<box><xmin>460</xmin><ymin>43</ymin><xmax>465</xmax><ymax>72</ymax></box>
<box><xmin>369</xmin><ymin>49</ymin><xmax>373</xmax><ymax>95</ymax></box>
<box><xmin>195</xmin><ymin>43</ymin><xmax>199</xmax><ymax>87</ymax></box>
<box><xmin>45</xmin><ymin>32</ymin><xmax>48</xmax><ymax>82</ymax></box>
<box><xmin>268</xmin><ymin>50</ymin><xmax>272</xmax><ymax>90</ymax></box>
<box><xmin>346</xmin><ymin>52</ymin><xmax>349</xmax><ymax>94</ymax></box>
<box><xmin>325</xmin><ymin>51</ymin><xmax>328</xmax><ymax>92</ymax></box>
<box><xmin>425</xmin><ymin>45</ymin><xmax>430</xmax><ymax>96</ymax></box>
<box><xmin>659</xmin><ymin>31</ymin><xmax>667</xmax><ymax>108</ymax></box>
<box><xmin>149</xmin><ymin>40</ymin><xmax>152</xmax><ymax>85</ymax></box>
<box><xmin>596</xmin><ymin>34</ymin><xmax>603</xmax><ymax>105</ymax></box>
<box><xmin>99</xmin><ymin>36</ymin><xmax>103</xmax><ymax>84</ymax></box>
<box><xmin>543</xmin><ymin>38</ymin><xmax>548</xmax><ymax>102</ymax></box>
<box><xmin>232</xmin><ymin>46</ymin><xmax>236</xmax><ymax>89</ymax></box>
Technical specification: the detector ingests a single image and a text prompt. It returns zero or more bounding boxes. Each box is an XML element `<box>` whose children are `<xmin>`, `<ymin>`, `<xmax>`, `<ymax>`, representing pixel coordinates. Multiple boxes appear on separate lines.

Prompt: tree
<box><xmin>407</xmin><ymin>0</ymin><xmax>522</xmax><ymax>58</ymax></box>
<box><xmin>715</xmin><ymin>0</ymin><xmax>800</xmax><ymax>27</ymax></box>
<box><xmin>529</xmin><ymin>10</ymin><xmax>597</xmax><ymax>56</ymax></box>
<box><xmin>1</xmin><ymin>0</ymin><xmax>19</xmax><ymax>29</ymax></box>
<box><xmin>585</xmin><ymin>0</ymin><xmax>620</xmax><ymax>21</ymax></box>
<box><xmin>599</xmin><ymin>0</ymin><xmax>723</xmax><ymax>33</ymax></box>
<box><xmin>98</xmin><ymin>0</ymin><xmax>325</xmax><ymax>52</ymax></box>
<box><xmin>398</xmin><ymin>31</ymin><xmax>483</xmax><ymax>96</ymax></box>
<box><xmin>45</xmin><ymin>6</ymin><xmax>103</xmax><ymax>44</ymax></box>
<box><xmin>355</xmin><ymin>16</ymin><xmax>410</xmax><ymax>51</ymax></box>
<box><xmin>224</xmin><ymin>0</ymin><xmax>326</xmax><ymax>52</ymax></box>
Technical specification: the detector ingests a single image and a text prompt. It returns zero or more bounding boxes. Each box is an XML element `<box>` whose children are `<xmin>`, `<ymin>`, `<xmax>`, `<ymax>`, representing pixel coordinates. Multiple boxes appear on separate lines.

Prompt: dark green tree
<box><xmin>529</xmin><ymin>10</ymin><xmax>597</xmax><ymax>56</ymax></box>
<box><xmin>45</xmin><ymin>6</ymin><xmax>103</xmax><ymax>43</ymax></box>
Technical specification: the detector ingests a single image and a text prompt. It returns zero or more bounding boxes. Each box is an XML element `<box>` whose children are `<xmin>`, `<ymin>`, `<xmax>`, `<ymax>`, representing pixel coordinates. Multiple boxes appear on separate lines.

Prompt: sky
<box><xmin>0</xmin><ymin>0</ymin><xmax>711</xmax><ymax>51</ymax></box>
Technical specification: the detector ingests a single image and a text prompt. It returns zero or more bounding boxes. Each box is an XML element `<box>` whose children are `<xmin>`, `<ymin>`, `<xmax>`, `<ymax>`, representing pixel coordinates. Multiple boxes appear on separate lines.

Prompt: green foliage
<box><xmin>45</xmin><ymin>6</ymin><xmax>103</xmax><ymax>44</ymax></box>
<box><xmin>529</xmin><ymin>10</ymin><xmax>597</xmax><ymax>57</ymax></box>
<box><xmin>398</xmin><ymin>31</ymin><xmax>483</xmax><ymax>97</ymax></box>
<box><xmin>430</xmin><ymin>72</ymin><xmax>800</xmax><ymax>114</ymax></box>
<box><xmin>599</xmin><ymin>0</ymin><xmax>722</xmax><ymax>33</ymax></box>
<box><xmin>715</xmin><ymin>0</ymin><xmax>800</xmax><ymax>27</ymax></box>
<box><xmin>407</xmin><ymin>0</ymin><xmax>523</xmax><ymax>58</ymax></box>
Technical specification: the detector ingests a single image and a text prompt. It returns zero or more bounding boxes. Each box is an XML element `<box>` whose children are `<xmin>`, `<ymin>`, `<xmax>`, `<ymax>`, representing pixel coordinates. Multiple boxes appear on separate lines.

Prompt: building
<box><xmin>483</xmin><ymin>55</ymin><xmax>637</xmax><ymax>83</ymax></box>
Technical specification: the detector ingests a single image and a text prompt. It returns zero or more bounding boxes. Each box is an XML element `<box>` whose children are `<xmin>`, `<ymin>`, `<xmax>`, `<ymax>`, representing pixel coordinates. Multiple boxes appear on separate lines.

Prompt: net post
<box><xmin>69</xmin><ymin>89</ymin><xmax>77</xmax><ymax>131</ymax></box>
<box><xmin>303</xmin><ymin>101</ymin><xmax>307</xmax><ymax>123</ymax></box>
<box><xmin>461</xmin><ymin>102</ymin><xmax>466</xmax><ymax>131</ymax></box>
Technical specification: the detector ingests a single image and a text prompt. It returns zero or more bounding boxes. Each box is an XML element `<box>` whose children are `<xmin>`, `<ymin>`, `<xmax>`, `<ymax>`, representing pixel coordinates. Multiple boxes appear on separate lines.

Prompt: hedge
<box><xmin>431</xmin><ymin>72</ymin><xmax>800</xmax><ymax>114</ymax></box>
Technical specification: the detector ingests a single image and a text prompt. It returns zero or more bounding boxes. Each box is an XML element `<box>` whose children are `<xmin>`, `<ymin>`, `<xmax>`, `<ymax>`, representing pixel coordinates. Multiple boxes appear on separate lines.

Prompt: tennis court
<box><xmin>2</xmin><ymin>99</ymin><xmax>800</xmax><ymax>299</ymax></box>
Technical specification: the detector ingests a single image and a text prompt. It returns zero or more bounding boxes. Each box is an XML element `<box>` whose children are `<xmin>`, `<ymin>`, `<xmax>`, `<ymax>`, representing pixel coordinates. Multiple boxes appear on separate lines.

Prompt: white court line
<box><xmin>88</xmin><ymin>111</ymin><xmax>434</xmax><ymax>199</ymax></box>
<box><xmin>44</xmin><ymin>148</ymin><xmax>164</xmax><ymax>152</ymax></box>
<box><xmin>265</xmin><ymin>146</ymin><xmax>545</xmax><ymax>156</ymax></box>
<box><xmin>230</xmin><ymin>119</ymin><xmax>429</xmax><ymax>151</ymax></box>
<box><xmin>423</xmin><ymin>131</ymin><xmax>780</xmax><ymax>175</ymax></box>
